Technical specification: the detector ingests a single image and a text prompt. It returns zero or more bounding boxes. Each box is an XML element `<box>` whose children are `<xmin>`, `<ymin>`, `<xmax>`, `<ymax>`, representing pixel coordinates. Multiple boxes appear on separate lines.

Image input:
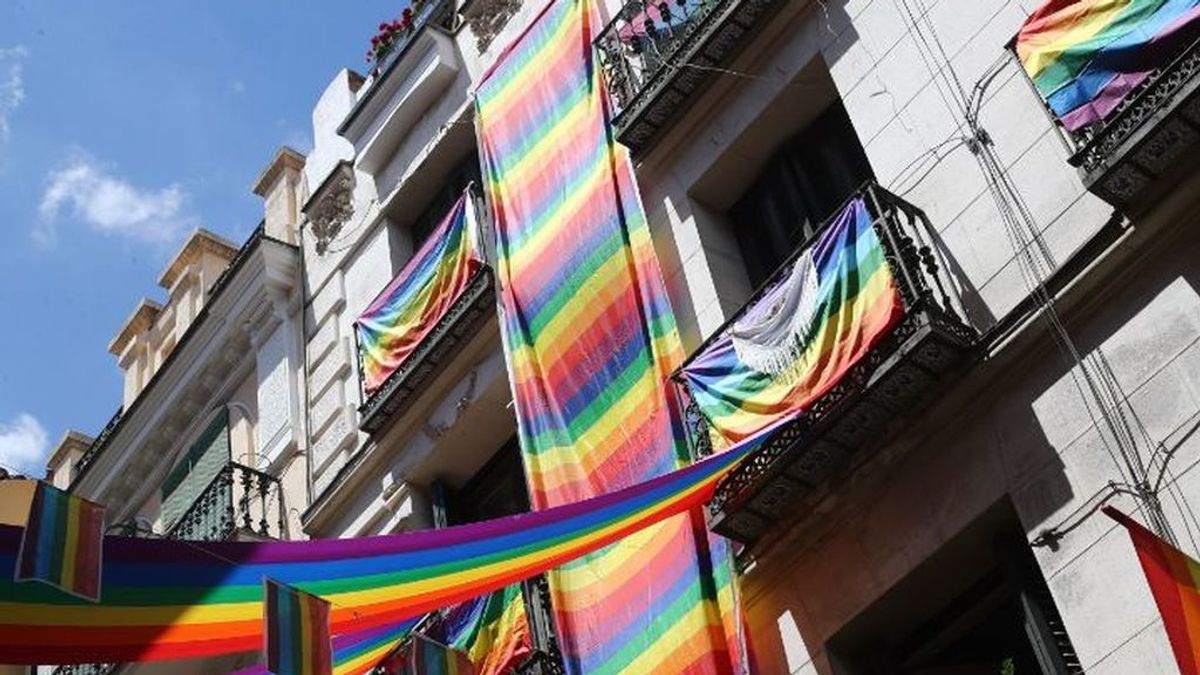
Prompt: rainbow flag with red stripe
<box><xmin>355</xmin><ymin>193</ymin><xmax>483</xmax><ymax>397</ymax></box>
<box><xmin>1105</xmin><ymin>506</ymin><xmax>1200</xmax><ymax>675</ymax></box>
<box><xmin>1015</xmin><ymin>0</ymin><xmax>1200</xmax><ymax>131</ymax></box>
<box><xmin>679</xmin><ymin>198</ymin><xmax>903</xmax><ymax>444</ymax></box>
<box><xmin>265</xmin><ymin>578</ymin><xmax>333</xmax><ymax>675</ymax></box>
<box><xmin>15</xmin><ymin>481</ymin><xmax>104</xmax><ymax>601</ymax></box>
<box><xmin>436</xmin><ymin>584</ymin><xmax>531</xmax><ymax>675</ymax></box>
<box><xmin>476</xmin><ymin>0</ymin><xmax>744</xmax><ymax>671</ymax></box>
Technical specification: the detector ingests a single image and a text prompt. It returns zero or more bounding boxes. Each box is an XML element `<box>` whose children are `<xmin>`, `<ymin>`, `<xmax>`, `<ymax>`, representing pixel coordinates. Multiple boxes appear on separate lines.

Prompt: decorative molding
<box><xmin>302</xmin><ymin>161</ymin><xmax>356</xmax><ymax>255</ymax></box>
<box><xmin>467</xmin><ymin>0</ymin><xmax>523</xmax><ymax>53</ymax></box>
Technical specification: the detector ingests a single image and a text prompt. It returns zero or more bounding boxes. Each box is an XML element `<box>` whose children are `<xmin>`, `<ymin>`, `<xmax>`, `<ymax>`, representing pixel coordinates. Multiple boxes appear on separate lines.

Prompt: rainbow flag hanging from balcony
<box><xmin>265</xmin><ymin>577</ymin><xmax>333</xmax><ymax>675</ymax></box>
<box><xmin>15</xmin><ymin>481</ymin><xmax>104</xmax><ymax>601</ymax></box>
<box><xmin>1015</xmin><ymin>0</ymin><xmax>1200</xmax><ymax>131</ymax></box>
<box><xmin>678</xmin><ymin>198</ymin><xmax>903</xmax><ymax>444</ymax></box>
<box><xmin>476</xmin><ymin>0</ymin><xmax>747</xmax><ymax>671</ymax></box>
<box><xmin>436</xmin><ymin>584</ymin><xmax>531</xmax><ymax>675</ymax></box>
<box><xmin>355</xmin><ymin>193</ymin><xmax>483</xmax><ymax>398</ymax></box>
<box><xmin>1104</xmin><ymin>506</ymin><xmax>1200</xmax><ymax>675</ymax></box>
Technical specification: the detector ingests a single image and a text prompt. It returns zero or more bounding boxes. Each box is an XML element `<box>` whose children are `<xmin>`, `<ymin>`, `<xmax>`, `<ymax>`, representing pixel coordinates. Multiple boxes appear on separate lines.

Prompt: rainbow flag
<box><xmin>355</xmin><ymin>193</ymin><xmax>483</xmax><ymax>397</ymax></box>
<box><xmin>404</xmin><ymin>634</ymin><xmax>475</xmax><ymax>675</ymax></box>
<box><xmin>1015</xmin><ymin>0</ymin><xmax>1200</xmax><ymax>131</ymax></box>
<box><xmin>0</xmin><ymin>429</ymin><xmax>766</xmax><ymax>666</ymax></box>
<box><xmin>436</xmin><ymin>584</ymin><xmax>531</xmax><ymax>675</ymax></box>
<box><xmin>15</xmin><ymin>481</ymin><xmax>104</xmax><ymax>601</ymax></box>
<box><xmin>476</xmin><ymin>0</ymin><xmax>744</xmax><ymax>671</ymax></box>
<box><xmin>1105</xmin><ymin>506</ymin><xmax>1200</xmax><ymax>675</ymax></box>
<box><xmin>265</xmin><ymin>577</ymin><xmax>332</xmax><ymax>675</ymax></box>
<box><xmin>237</xmin><ymin>618</ymin><xmax>419</xmax><ymax>675</ymax></box>
<box><xmin>678</xmin><ymin>198</ymin><xmax>903</xmax><ymax>444</ymax></box>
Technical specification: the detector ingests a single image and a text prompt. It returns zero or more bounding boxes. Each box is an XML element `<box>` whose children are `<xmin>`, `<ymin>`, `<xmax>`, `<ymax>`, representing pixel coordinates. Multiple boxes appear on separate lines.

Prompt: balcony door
<box><xmin>731</xmin><ymin>101</ymin><xmax>873</xmax><ymax>288</ymax></box>
<box><xmin>160</xmin><ymin>410</ymin><xmax>230</xmax><ymax>529</ymax></box>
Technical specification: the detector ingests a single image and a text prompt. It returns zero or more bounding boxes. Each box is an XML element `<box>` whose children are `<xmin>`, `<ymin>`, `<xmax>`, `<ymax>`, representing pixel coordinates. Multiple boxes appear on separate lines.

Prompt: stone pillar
<box><xmin>253</xmin><ymin>147</ymin><xmax>308</xmax><ymax>245</ymax></box>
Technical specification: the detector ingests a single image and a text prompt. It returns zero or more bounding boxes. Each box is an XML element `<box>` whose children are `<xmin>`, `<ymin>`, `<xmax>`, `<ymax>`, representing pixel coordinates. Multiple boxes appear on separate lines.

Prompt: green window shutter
<box><xmin>161</xmin><ymin>411</ymin><xmax>231</xmax><ymax>529</ymax></box>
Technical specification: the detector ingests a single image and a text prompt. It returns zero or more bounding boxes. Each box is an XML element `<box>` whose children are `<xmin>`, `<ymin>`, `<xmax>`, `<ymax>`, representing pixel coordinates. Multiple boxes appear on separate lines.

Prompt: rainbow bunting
<box><xmin>265</xmin><ymin>577</ymin><xmax>333</xmax><ymax>675</ymax></box>
<box><xmin>1015</xmin><ymin>0</ymin><xmax>1200</xmax><ymax>131</ymax></box>
<box><xmin>1104</xmin><ymin>506</ymin><xmax>1200</xmax><ymax>675</ymax></box>
<box><xmin>15</xmin><ymin>481</ymin><xmax>104</xmax><ymax>601</ymax></box>
<box><xmin>476</xmin><ymin>0</ymin><xmax>745</xmax><ymax>671</ymax></box>
<box><xmin>679</xmin><ymin>198</ymin><xmax>903</xmax><ymax>444</ymax></box>
<box><xmin>356</xmin><ymin>193</ymin><xmax>483</xmax><ymax>397</ymax></box>
<box><xmin>0</xmin><ymin>432</ymin><xmax>764</xmax><ymax>666</ymax></box>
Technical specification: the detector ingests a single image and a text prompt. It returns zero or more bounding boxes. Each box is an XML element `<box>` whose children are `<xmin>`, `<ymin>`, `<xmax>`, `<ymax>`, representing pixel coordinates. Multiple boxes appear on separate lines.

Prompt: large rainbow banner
<box><xmin>475</xmin><ymin>0</ymin><xmax>743</xmax><ymax>671</ymax></box>
<box><xmin>679</xmin><ymin>198</ymin><xmax>903</xmax><ymax>444</ymax></box>
<box><xmin>1105</xmin><ymin>506</ymin><xmax>1200</xmax><ymax>675</ymax></box>
<box><xmin>355</xmin><ymin>193</ymin><xmax>483</xmax><ymax>398</ymax></box>
<box><xmin>0</xmin><ymin>433</ymin><xmax>763</xmax><ymax>668</ymax></box>
<box><xmin>1015</xmin><ymin>0</ymin><xmax>1200</xmax><ymax>131</ymax></box>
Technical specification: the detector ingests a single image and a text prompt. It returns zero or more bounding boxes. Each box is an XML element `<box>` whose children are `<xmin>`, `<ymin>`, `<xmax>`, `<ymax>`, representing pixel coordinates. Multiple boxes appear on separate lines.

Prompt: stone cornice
<box><xmin>157</xmin><ymin>228</ymin><xmax>240</xmax><ymax>290</ymax></box>
<box><xmin>252</xmin><ymin>146</ymin><xmax>307</xmax><ymax>197</ymax></box>
<box><xmin>107</xmin><ymin>299</ymin><xmax>164</xmax><ymax>356</ymax></box>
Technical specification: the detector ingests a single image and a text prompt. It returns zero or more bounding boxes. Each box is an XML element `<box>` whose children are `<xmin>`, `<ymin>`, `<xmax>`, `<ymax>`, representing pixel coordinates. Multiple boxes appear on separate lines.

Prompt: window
<box><xmin>442</xmin><ymin>436</ymin><xmax>530</xmax><ymax>527</ymax></box>
<box><xmin>160</xmin><ymin>411</ymin><xmax>230</xmax><ymax>528</ymax></box>
<box><xmin>731</xmin><ymin>101</ymin><xmax>873</xmax><ymax>288</ymax></box>
<box><xmin>409</xmin><ymin>153</ymin><xmax>483</xmax><ymax>250</ymax></box>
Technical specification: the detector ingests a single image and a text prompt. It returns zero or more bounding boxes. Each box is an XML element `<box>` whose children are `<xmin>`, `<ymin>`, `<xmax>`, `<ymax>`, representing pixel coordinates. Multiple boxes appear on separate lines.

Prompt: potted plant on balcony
<box><xmin>365</xmin><ymin>5</ymin><xmax>418</xmax><ymax>72</ymax></box>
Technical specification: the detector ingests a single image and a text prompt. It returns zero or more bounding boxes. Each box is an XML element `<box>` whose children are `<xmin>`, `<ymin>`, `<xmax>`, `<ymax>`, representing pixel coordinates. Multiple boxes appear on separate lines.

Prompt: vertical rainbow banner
<box><xmin>678</xmin><ymin>198</ymin><xmax>903</xmax><ymax>444</ymax></box>
<box><xmin>355</xmin><ymin>193</ymin><xmax>483</xmax><ymax>398</ymax></box>
<box><xmin>475</xmin><ymin>0</ymin><xmax>743</xmax><ymax>671</ymax></box>
<box><xmin>265</xmin><ymin>577</ymin><xmax>333</xmax><ymax>675</ymax></box>
<box><xmin>1015</xmin><ymin>0</ymin><xmax>1200</xmax><ymax>131</ymax></box>
<box><xmin>1104</xmin><ymin>506</ymin><xmax>1200</xmax><ymax>675</ymax></box>
<box><xmin>15</xmin><ymin>481</ymin><xmax>104</xmax><ymax>601</ymax></box>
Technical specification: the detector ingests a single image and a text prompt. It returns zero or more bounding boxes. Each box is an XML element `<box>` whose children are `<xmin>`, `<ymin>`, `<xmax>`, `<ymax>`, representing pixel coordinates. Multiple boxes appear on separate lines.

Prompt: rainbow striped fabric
<box><xmin>15</xmin><ymin>481</ymin><xmax>104</xmax><ymax>601</ymax></box>
<box><xmin>679</xmin><ymin>198</ymin><xmax>903</xmax><ymax>444</ymax></box>
<box><xmin>0</xmin><ymin>433</ymin><xmax>763</xmax><ymax>666</ymax></box>
<box><xmin>436</xmin><ymin>584</ymin><xmax>531</xmax><ymax>675</ymax></box>
<box><xmin>1105</xmin><ymin>506</ymin><xmax>1200</xmax><ymax>675</ymax></box>
<box><xmin>355</xmin><ymin>193</ymin><xmax>483</xmax><ymax>397</ymax></box>
<box><xmin>237</xmin><ymin>618</ymin><xmax>419</xmax><ymax>675</ymax></box>
<box><xmin>265</xmin><ymin>578</ymin><xmax>332</xmax><ymax>675</ymax></box>
<box><xmin>403</xmin><ymin>634</ymin><xmax>475</xmax><ymax>675</ymax></box>
<box><xmin>1016</xmin><ymin>0</ymin><xmax>1200</xmax><ymax>131</ymax></box>
<box><xmin>476</xmin><ymin>0</ymin><xmax>743</xmax><ymax>671</ymax></box>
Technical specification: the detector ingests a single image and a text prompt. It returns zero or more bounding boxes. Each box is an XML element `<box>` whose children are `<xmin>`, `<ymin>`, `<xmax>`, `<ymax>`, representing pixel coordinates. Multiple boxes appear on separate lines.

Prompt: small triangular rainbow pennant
<box><xmin>14</xmin><ymin>481</ymin><xmax>104</xmax><ymax>601</ymax></box>
<box><xmin>264</xmin><ymin>577</ymin><xmax>332</xmax><ymax>675</ymax></box>
<box><xmin>1104</xmin><ymin>506</ymin><xmax>1200</xmax><ymax>675</ymax></box>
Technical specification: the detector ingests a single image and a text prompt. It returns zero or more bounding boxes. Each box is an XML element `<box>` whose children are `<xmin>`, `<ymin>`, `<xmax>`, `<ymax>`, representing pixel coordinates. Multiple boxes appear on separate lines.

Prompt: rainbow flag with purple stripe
<box><xmin>679</xmin><ymin>198</ymin><xmax>903</xmax><ymax>444</ymax></box>
<box><xmin>476</xmin><ymin>0</ymin><xmax>746</xmax><ymax>671</ymax></box>
<box><xmin>402</xmin><ymin>634</ymin><xmax>476</xmax><ymax>675</ymax></box>
<box><xmin>1016</xmin><ymin>0</ymin><xmax>1200</xmax><ymax>131</ymax></box>
<box><xmin>265</xmin><ymin>577</ymin><xmax>333</xmax><ymax>675</ymax></box>
<box><xmin>15</xmin><ymin>481</ymin><xmax>104</xmax><ymax>601</ymax></box>
<box><xmin>355</xmin><ymin>193</ymin><xmax>483</xmax><ymax>397</ymax></box>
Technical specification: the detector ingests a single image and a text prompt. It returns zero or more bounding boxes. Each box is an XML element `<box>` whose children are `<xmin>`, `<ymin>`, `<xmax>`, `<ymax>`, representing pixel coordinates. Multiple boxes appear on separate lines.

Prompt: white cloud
<box><xmin>0</xmin><ymin>413</ymin><xmax>49</xmax><ymax>476</ymax></box>
<box><xmin>36</xmin><ymin>153</ymin><xmax>197</xmax><ymax>247</ymax></box>
<box><xmin>0</xmin><ymin>46</ymin><xmax>28</xmax><ymax>145</ymax></box>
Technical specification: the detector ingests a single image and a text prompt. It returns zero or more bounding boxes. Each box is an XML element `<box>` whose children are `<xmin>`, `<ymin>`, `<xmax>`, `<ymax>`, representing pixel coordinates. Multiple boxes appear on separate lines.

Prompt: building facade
<box><xmin>43</xmin><ymin>0</ymin><xmax>1200</xmax><ymax>673</ymax></box>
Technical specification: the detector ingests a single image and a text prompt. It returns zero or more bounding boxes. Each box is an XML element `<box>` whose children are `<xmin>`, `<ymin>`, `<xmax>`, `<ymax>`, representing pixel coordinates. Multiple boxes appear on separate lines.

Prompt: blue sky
<box><xmin>0</xmin><ymin>2</ymin><xmax>400</xmax><ymax>474</ymax></box>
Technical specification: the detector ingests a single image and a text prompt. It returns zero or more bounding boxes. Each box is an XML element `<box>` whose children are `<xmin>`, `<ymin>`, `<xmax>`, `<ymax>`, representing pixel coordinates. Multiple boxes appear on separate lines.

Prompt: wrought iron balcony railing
<box><xmin>1015</xmin><ymin>34</ymin><xmax>1200</xmax><ymax>213</ymax></box>
<box><xmin>167</xmin><ymin>462</ymin><xmax>286</xmax><ymax>542</ymax></box>
<box><xmin>357</xmin><ymin>268</ymin><xmax>495</xmax><ymax>436</ymax></box>
<box><xmin>52</xmin><ymin>664</ymin><xmax>118</xmax><ymax>675</ymax></box>
<box><xmin>681</xmin><ymin>182</ymin><xmax>980</xmax><ymax>546</ymax></box>
<box><xmin>594</xmin><ymin>0</ymin><xmax>787</xmax><ymax>155</ymax></box>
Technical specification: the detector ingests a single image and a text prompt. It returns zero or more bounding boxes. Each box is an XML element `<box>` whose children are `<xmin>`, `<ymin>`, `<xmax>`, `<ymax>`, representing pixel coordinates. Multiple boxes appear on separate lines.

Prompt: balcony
<box><xmin>394</xmin><ymin>575</ymin><xmax>565</xmax><ymax>674</ymax></box>
<box><xmin>358</xmin><ymin>268</ymin><xmax>495</xmax><ymax>435</ymax></box>
<box><xmin>1024</xmin><ymin>35</ymin><xmax>1200</xmax><ymax>214</ymax></box>
<box><xmin>167</xmin><ymin>462</ymin><xmax>286</xmax><ymax>542</ymax></box>
<box><xmin>681</xmin><ymin>183</ymin><xmax>979</xmax><ymax>546</ymax></box>
<box><xmin>594</xmin><ymin>0</ymin><xmax>788</xmax><ymax>155</ymax></box>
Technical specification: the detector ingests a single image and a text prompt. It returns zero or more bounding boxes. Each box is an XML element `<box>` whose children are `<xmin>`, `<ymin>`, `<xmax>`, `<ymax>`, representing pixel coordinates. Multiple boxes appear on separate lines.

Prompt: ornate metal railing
<box><xmin>680</xmin><ymin>182</ymin><xmax>979</xmax><ymax>544</ymax></box>
<box><xmin>371</xmin><ymin>0</ymin><xmax>457</xmax><ymax>78</ymax></box>
<box><xmin>167</xmin><ymin>462</ymin><xmax>286</xmax><ymax>542</ymax></box>
<box><xmin>1013</xmin><ymin>34</ymin><xmax>1200</xmax><ymax>211</ymax></box>
<box><xmin>52</xmin><ymin>664</ymin><xmax>118</xmax><ymax>675</ymax></box>
<box><xmin>594</xmin><ymin>0</ymin><xmax>786</xmax><ymax>153</ymax></box>
<box><xmin>71</xmin><ymin>406</ymin><xmax>124</xmax><ymax>483</ymax></box>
